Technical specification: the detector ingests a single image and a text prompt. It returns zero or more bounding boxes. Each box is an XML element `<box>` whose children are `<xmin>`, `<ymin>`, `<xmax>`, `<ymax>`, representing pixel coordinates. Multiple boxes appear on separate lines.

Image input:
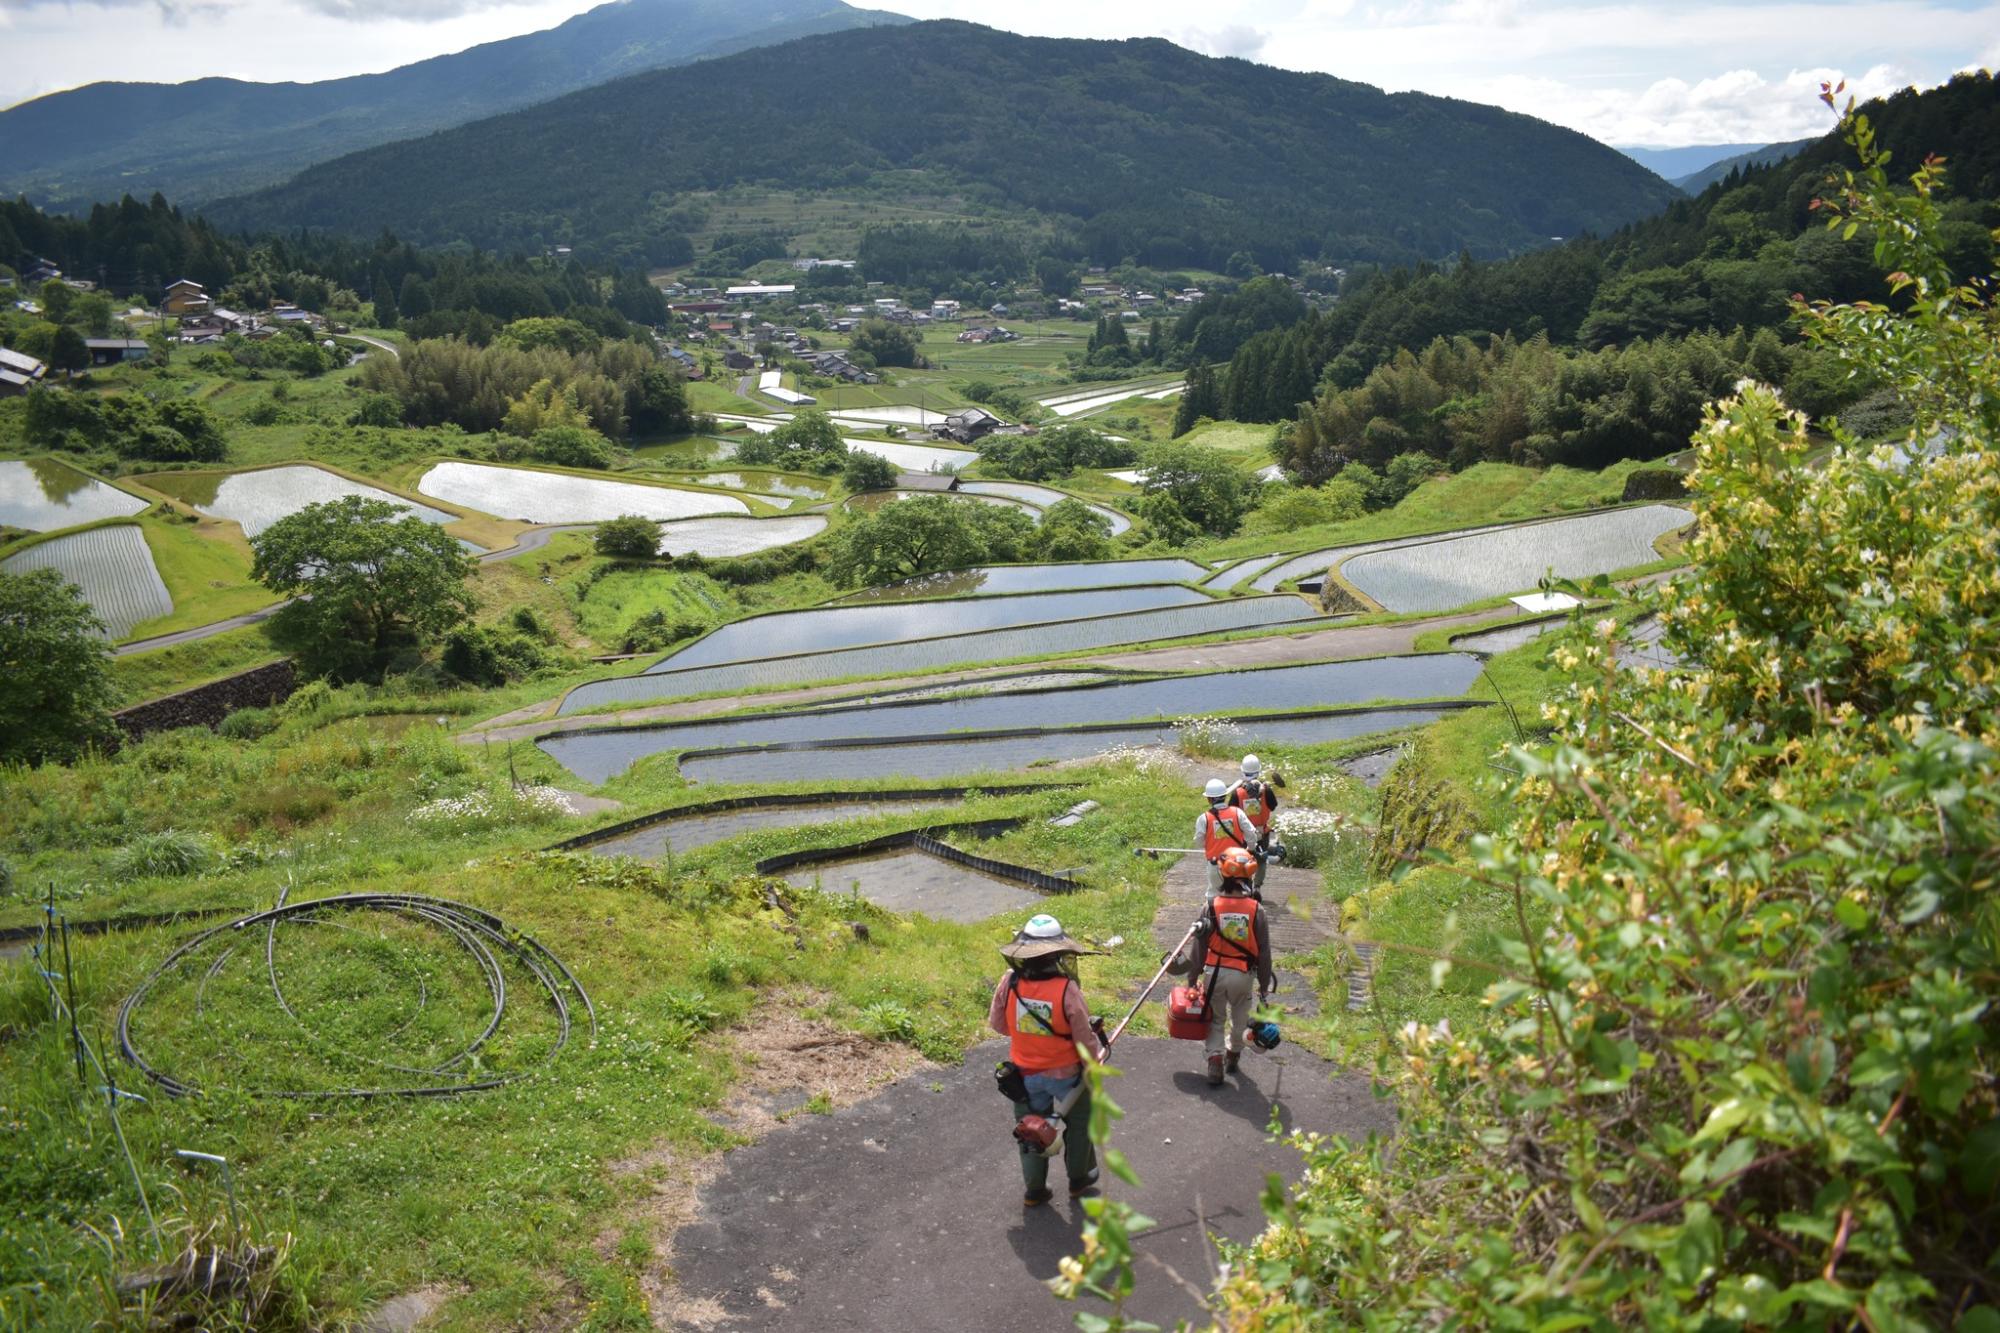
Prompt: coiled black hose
<box><xmin>117</xmin><ymin>893</ymin><xmax>595</xmax><ymax>1100</ymax></box>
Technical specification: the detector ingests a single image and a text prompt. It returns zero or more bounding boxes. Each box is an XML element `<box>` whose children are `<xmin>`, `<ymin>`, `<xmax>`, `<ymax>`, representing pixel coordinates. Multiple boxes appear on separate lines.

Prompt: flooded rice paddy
<box><xmin>1449</xmin><ymin>616</ymin><xmax>1567</xmax><ymax>655</ymax></box>
<box><xmin>836</xmin><ymin>559</ymin><xmax>1205</xmax><ymax>604</ymax></box>
<box><xmin>783</xmin><ymin>848</ymin><xmax>1043</xmax><ymax>924</ymax></box>
<box><xmin>653</xmin><ymin>515</ymin><xmax>827</xmax><ymax>557</ymax></box>
<box><xmin>682</xmin><ymin>707</ymin><xmax>1470</xmax><ymax>785</ymax></box>
<box><xmin>161</xmin><ymin>464</ymin><xmax>456</xmax><ymax>539</ymax></box>
<box><xmin>579</xmin><ymin>796</ymin><xmax>965</xmax><ymax>861</ymax></box>
<box><xmin>543</xmin><ymin>654</ymin><xmax>1483</xmax><ymax>782</ymax></box>
<box><xmin>0</xmin><ymin>459</ymin><xmax>147</xmax><ymax>531</ymax></box>
<box><xmin>558</xmin><ymin>595</ymin><xmax>1322</xmax><ymax>716</ymax></box>
<box><xmin>954</xmin><ymin>482</ymin><xmax>1133</xmax><ymax>535</ymax></box>
<box><xmin>0</xmin><ymin>524</ymin><xmax>172</xmax><ymax>638</ymax></box>
<box><xmin>416</xmin><ymin>461</ymin><xmax>749</xmax><ymax>523</ymax></box>
<box><xmin>1341</xmin><ymin>505</ymin><xmax>1689</xmax><ymax>612</ymax></box>
<box><xmin>650</xmin><ymin>586</ymin><xmax>1207</xmax><ymax>672</ymax></box>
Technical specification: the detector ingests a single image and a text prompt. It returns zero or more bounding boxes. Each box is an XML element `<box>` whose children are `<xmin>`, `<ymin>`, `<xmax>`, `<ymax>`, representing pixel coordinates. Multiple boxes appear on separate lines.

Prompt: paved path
<box><xmin>344</xmin><ymin>334</ymin><xmax>401</xmax><ymax>360</ymax></box>
<box><xmin>663</xmin><ymin>1035</ymin><xmax>1391</xmax><ymax>1332</ymax></box>
<box><xmin>468</xmin><ymin>606</ymin><xmax>1514</xmax><ymax>743</ymax></box>
<box><xmin>1149</xmin><ymin>853</ymin><xmax>1374</xmax><ymax>1014</ymax></box>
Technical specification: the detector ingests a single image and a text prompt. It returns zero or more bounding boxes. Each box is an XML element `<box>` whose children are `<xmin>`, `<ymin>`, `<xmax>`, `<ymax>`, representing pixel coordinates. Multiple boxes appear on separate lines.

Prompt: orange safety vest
<box><xmin>1007</xmin><ymin>974</ymin><xmax>1078</xmax><ymax>1072</ymax></box>
<box><xmin>1201</xmin><ymin>805</ymin><xmax>1254</xmax><ymax>861</ymax></box>
<box><xmin>1232</xmin><ymin>780</ymin><xmax>1274</xmax><ymax>832</ymax></box>
<box><xmin>1204</xmin><ymin>894</ymin><xmax>1261</xmax><ymax>972</ymax></box>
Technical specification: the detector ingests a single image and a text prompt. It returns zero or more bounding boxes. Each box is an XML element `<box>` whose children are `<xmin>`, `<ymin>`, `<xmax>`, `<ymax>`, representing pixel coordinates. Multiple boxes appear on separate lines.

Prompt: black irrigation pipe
<box><xmin>0</xmin><ymin>903</ymin><xmax>251</xmax><ymax>946</ymax></box>
<box><xmin>541</xmin><ymin>782</ymin><xmax>1081</xmax><ymax>854</ymax></box>
<box><xmin>116</xmin><ymin>893</ymin><xmax>596</xmax><ymax>1101</ymax></box>
<box><xmin>754</xmin><ymin>818</ymin><xmax>1080</xmax><ymax>894</ymax></box>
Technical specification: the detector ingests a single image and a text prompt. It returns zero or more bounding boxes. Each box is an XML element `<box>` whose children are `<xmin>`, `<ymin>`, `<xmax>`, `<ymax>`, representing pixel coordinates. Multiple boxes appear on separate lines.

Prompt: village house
<box><xmin>724</xmin><ymin>283</ymin><xmax>797</xmax><ymax>302</ymax></box>
<box><xmin>0</xmin><ymin>346</ymin><xmax>49</xmax><ymax>396</ymax></box>
<box><xmin>161</xmin><ymin>279</ymin><xmax>211</xmax><ymax>316</ymax></box>
<box><xmin>930</xmin><ymin>299</ymin><xmax>961</xmax><ymax>320</ymax></box>
<box><xmin>932</xmin><ymin>406</ymin><xmax>1004</xmax><ymax>445</ymax></box>
<box><xmin>24</xmin><ymin>258</ymin><xmax>62</xmax><ymax>285</ymax></box>
<box><xmin>722</xmin><ymin>350</ymin><xmax>756</xmax><ymax>372</ymax></box>
<box><xmin>896</xmin><ymin>472</ymin><xmax>959</xmax><ymax>493</ymax></box>
<box><xmin>84</xmin><ymin>338</ymin><xmax>151</xmax><ymax>367</ymax></box>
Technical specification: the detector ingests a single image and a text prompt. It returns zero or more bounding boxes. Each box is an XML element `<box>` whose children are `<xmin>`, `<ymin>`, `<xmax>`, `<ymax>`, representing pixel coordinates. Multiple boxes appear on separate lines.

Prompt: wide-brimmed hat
<box><xmin>999</xmin><ymin>912</ymin><xmax>1088</xmax><ymax>962</ymax></box>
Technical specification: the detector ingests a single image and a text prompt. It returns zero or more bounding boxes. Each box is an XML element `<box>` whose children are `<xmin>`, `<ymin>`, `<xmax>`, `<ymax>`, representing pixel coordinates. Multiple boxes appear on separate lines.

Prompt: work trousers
<box><xmin>1203</xmin><ymin>967</ymin><xmax>1258</xmax><ymax>1060</ymax></box>
<box><xmin>1013</xmin><ymin>1070</ymin><xmax>1097</xmax><ymax>1192</ymax></box>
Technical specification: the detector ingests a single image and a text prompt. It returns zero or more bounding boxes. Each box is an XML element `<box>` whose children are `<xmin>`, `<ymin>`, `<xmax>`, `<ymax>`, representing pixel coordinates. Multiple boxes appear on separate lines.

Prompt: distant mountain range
<box><xmin>0</xmin><ymin>0</ymin><xmax>909</xmax><ymax>210</ymax></box>
<box><xmin>206</xmin><ymin>21</ymin><xmax>1682</xmax><ymax>273</ymax></box>
<box><xmin>1672</xmin><ymin>139</ymin><xmax>1817</xmax><ymax>193</ymax></box>
<box><xmin>1616</xmin><ymin>142</ymin><xmax>1770</xmax><ymax>181</ymax></box>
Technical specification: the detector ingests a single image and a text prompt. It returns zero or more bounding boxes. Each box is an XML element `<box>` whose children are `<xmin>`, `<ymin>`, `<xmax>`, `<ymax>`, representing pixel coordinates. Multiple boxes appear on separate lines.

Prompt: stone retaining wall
<box><xmin>114</xmin><ymin>660</ymin><xmax>297</xmax><ymax>741</ymax></box>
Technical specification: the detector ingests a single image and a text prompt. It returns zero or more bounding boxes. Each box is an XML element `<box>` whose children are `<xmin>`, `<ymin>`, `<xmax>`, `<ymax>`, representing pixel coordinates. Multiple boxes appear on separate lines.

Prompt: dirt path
<box><xmin>660</xmin><ymin>1034</ymin><xmax>1390</xmax><ymax>1331</ymax></box>
<box><xmin>467</xmin><ymin>608</ymin><xmax>1514</xmax><ymax>744</ymax></box>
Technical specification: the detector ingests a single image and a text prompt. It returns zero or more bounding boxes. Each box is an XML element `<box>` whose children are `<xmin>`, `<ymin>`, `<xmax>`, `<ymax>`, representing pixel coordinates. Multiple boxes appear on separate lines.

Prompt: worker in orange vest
<box><xmin>987</xmin><ymin>913</ymin><xmax>1108</xmax><ymax>1206</ymax></box>
<box><xmin>1229</xmin><ymin>754</ymin><xmax>1281</xmax><ymax>890</ymax></box>
<box><xmin>1187</xmin><ymin>846</ymin><xmax>1275</xmax><ymax>1085</ymax></box>
<box><xmin>1196</xmin><ymin>778</ymin><xmax>1260</xmax><ymax>897</ymax></box>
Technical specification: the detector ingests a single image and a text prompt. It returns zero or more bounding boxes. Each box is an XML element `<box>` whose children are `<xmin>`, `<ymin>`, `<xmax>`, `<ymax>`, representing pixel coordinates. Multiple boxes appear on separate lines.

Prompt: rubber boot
<box><xmin>1206</xmin><ymin>1055</ymin><xmax>1225</xmax><ymax>1086</ymax></box>
<box><xmin>1226</xmin><ymin>1049</ymin><xmax>1241</xmax><ymax>1074</ymax></box>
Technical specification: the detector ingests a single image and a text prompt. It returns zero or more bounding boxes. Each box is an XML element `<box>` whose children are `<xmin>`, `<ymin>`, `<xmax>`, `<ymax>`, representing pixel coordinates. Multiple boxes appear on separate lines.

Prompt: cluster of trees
<box><xmin>735</xmin><ymin>410</ymin><xmax>849</xmax><ymax>474</ymax></box>
<box><xmin>826</xmin><ymin>493</ymin><xmax>1112</xmax><ymax>586</ymax></box>
<box><xmin>847</xmin><ymin>319</ymin><xmax>923</xmax><ymax>369</ymax></box>
<box><xmin>857</xmin><ymin>225</ymin><xmax>1029</xmax><ymax>288</ymax></box>
<box><xmin>22</xmin><ymin>387</ymin><xmax>228</xmax><ymax>462</ymax></box>
<box><xmin>979</xmin><ymin>424</ymin><xmax>1137</xmax><ymax>482</ymax></box>
<box><xmin>1281</xmin><ymin>327</ymin><xmax>1862</xmax><ymax>481</ymax></box>
<box><xmin>358</xmin><ymin>322</ymin><xmax>689</xmax><ymax>444</ymax></box>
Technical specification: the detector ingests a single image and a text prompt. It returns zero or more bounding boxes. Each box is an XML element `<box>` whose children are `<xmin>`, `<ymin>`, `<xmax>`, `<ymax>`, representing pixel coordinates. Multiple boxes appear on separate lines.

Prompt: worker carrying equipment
<box><xmin>988</xmin><ymin>913</ymin><xmax>1106</xmax><ymax>1207</ymax></box>
<box><xmin>1229</xmin><ymin>754</ymin><xmax>1282</xmax><ymax>891</ymax></box>
<box><xmin>1184</xmin><ymin>846</ymin><xmax>1276</xmax><ymax>1085</ymax></box>
<box><xmin>1196</xmin><ymin>779</ymin><xmax>1261</xmax><ymax>898</ymax></box>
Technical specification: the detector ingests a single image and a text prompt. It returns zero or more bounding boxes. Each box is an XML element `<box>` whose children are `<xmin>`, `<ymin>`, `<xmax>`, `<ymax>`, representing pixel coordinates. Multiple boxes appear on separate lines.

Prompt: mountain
<box><xmin>1672</xmin><ymin>138</ymin><xmax>1816</xmax><ymax>193</ymax></box>
<box><xmin>208</xmin><ymin>22</ymin><xmax>1682</xmax><ymax>274</ymax></box>
<box><xmin>1615</xmin><ymin>143</ymin><xmax>1768</xmax><ymax>181</ymax></box>
<box><xmin>0</xmin><ymin>0</ymin><xmax>909</xmax><ymax>211</ymax></box>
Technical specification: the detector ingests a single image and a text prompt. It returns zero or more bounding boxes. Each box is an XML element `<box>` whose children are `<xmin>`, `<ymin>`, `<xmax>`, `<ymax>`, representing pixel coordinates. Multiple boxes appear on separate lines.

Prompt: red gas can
<box><xmin>1167</xmin><ymin>985</ymin><xmax>1212</xmax><ymax>1040</ymax></box>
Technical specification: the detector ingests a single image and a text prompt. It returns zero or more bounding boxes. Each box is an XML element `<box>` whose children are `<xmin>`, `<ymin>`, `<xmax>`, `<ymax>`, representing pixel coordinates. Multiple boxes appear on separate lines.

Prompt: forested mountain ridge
<box><xmin>206</xmin><ymin>21</ymin><xmax>1682</xmax><ymax>272</ymax></box>
<box><xmin>1672</xmin><ymin>138</ymin><xmax>1815</xmax><ymax>192</ymax></box>
<box><xmin>0</xmin><ymin>0</ymin><xmax>909</xmax><ymax>211</ymax></box>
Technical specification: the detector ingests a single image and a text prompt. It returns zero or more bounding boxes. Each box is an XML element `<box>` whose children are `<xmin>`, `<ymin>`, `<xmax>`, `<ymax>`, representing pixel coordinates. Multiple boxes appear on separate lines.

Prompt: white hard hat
<box><xmin>1022</xmin><ymin>913</ymin><xmax>1064</xmax><ymax>939</ymax></box>
<box><xmin>1241</xmin><ymin>754</ymin><xmax>1262</xmax><ymax>777</ymax></box>
<box><xmin>1204</xmin><ymin>778</ymin><xmax>1229</xmax><ymax>800</ymax></box>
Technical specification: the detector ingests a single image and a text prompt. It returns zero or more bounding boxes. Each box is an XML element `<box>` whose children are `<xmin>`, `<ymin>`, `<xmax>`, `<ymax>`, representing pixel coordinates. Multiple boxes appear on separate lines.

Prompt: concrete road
<box><xmin>665</xmin><ymin>1035</ymin><xmax>1392</xmax><ymax>1331</ymax></box>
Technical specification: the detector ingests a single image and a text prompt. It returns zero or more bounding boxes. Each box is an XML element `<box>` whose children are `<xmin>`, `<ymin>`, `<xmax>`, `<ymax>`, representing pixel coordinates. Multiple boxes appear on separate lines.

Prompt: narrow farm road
<box><xmin>343</xmin><ymin>333</ymin><xmax>401</xmax><ymax>359</ymax></box>
<box><xmin>659</xmin><ymin>1035</ymin><xmax>1391</xmax><ymax>1332</ymax></box>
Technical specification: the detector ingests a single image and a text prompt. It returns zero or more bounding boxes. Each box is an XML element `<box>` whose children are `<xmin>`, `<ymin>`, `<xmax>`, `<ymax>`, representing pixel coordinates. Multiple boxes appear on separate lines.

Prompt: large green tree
<box><xmin>252</xmin><ymin>496</ymin><xmax>476</xmax><ymax>680</ymax></box>
<box><xmin>826</xmin><ymin>495</ymin><xmax>986</xmax><ymax>586</ymax></box>
<box><xmin>1136</xmin><ymin>439</ymin><xmax>1249</xmax><ymax>536</ymax></box>
<box><xmin>0</xmin><ymin>569</ymin><xmax>119</xmax><ymax>765</ymax></box>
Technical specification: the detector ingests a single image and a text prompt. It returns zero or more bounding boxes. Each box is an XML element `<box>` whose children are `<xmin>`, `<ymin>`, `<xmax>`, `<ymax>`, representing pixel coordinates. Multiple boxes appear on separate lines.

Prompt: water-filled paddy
<box><xmin>683</xmin><ymin>707</ymin><xmax>1469</xmax><ymax>785</ymax></box>
<box><xmin>1341</xmin><ymin>505</ymin><xmax>1689</xmax><ymax>612</ymax></box>
<box><xmin>0</xmin><ymin>524</ymin><xmax>172</xmax><ymax>638</ymax></box>
<box><xmin>0</xmin><ymin>459</ymin><xmax>147</xmax><ymax>531</ymax></box>
<box><xmin>156</xmin><ymin>464</ymin><xmax>456</xmax><ymax>539</ymax></box>
<box><xmin>665</xmin><ymin>472</ymin><xmax>825</xmax><ymax>498</ymax></box>
<box><xmin>558</xmin><ymin>595</ymin><xmax>1323</xmax><ymax>715</ymax></box>
<box><xmin>838</xmin><ymin>559</ymin><xmax>1205</xmax><ymax>604</ymax></box>
<box><xmin>543</xmin><ymin>654</ymin><xmax>1482</xmax><ymax>782</ymax></box>
<box><xmin>579</xmin><ymin>796</ymin><xmax>962</xmax><ymax>860</ymax></box>
<box><xmin>1204</xmin><ymin>552</ymin><xmax>1289</xmax><ymax>590</ymax></box>
<box><xmin>955</xmin><ymin>482</ymin><xmax>1133</xmax><ymax>535</ymax></box>
<box><xmin>1450</xmin><ymin>617</ymin><xmax>1566</xmax><ymax>655</ymax></box>
<box><xmin>784</xmin><ymin>848</ymin><xmax>1042</xmax><ymax>923</ymax></box>
<box><xmin>843</xmin><ymin>438</ymin><xmax>977</xmax><ymax>473</ymax></box>
<box><xmin>650</xmin><ymin>586</ymin><xmax>1207</xmax><ymax>673</ymax></box>
<box><xmin>653</xmin><ymin>515</ymin><xmax>826</xmax><ymax>557</ymax></box>
<box><xmin>417</xmin><ymin>461</ymin><xmax>749</xmax><ymax>523</ymax></box>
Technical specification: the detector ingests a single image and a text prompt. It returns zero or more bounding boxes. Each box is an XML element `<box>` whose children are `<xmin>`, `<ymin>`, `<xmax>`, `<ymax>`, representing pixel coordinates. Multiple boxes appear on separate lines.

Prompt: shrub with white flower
<box><xmin>1271</xmin><ymin>804</ymin><xmax>1344</xmax><ymax>868</ymax></box>
<box><xmin>410</xmin><ymin>785</ymin><xmax>575</xmax><ymax>826</ymax></box>
<box><xmin>1173</xmin><ymin>714</ymin><xmax>1243</xmax><ymax>758</ymax></box>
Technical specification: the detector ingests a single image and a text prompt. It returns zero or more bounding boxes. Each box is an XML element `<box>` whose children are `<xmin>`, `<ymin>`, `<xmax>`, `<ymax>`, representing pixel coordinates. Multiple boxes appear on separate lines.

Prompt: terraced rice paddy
<box><xmin>653</xmin><ymin>515</ymin><xmax>827</xmax><ymax>557</ymax></box>
<box><xmin>842</xmin><ymin>438</ymin><xmax>978</xmax><ymax>473</ymax></box>
<box><xmin>1204</xmin><ymin>553</ymin><xmax>1290</xmax><ymax>590</ymax></box>
<box><xmin>0</xmin><ymin>524</ymin><xmax>172</xmax><ymax>639</ymax></box>
<box><xmin>1037</xmin><ymin>378</ymin><xmax>1184</xmax><ymax>418</ymax></box>
<box><xmin>162</xmin><ymin>464</ymin><xmax>456</xmax><ymax>539</ymax></box>
<box><xmin>955</xmin><ymin>482</ymin><xmax>1132</xmax><ymax>535</ymax></box>
<box><xmin>416</xmin><ymin>462</ymin><xmax>749</xmax><ymax>523</ymax></box>
<box><xmin>0</xmin><ymin>459</ymin><xmax>147</xmax><ymax>531</ymax></box>
<box><xmin>577</xmin><ymin>795</ymin><xmax>964</xmax><ymax>861</ymax></box>
<box><xmin>838</xmin><ymin>559</ymin><xmax>1205</xmax><ymax>604</ymax></box>
<box><xmin>542</xmin><ymin>654</ymin><xmax>1482</xmax><ymax>782</ymax></box>
<box><xmin>670</xmin><ymin>473</ymin><xmax>825</xmax><ymax>498</ymax></box>
<box><xmin>1450</xmin><ymin>616</ymin><xmax>1567</xmax><ymax>655</ymax></box>
<box><xmin>784</xmin><ymin>848</ymin><xmax>1042</xmax><ymax>923</ymax></box>
<box><xmin>650</xmin><ymin>586</ymin><xmax>1207</xmax><ymax>672</ymax></box>
<box><xmin>1340</xmin><ymin>505</ymin><xmax>1689</xmax><ymax>612</ymax></box>
<box><xmin>682</xmin><ymin>706</ymin><xmax>1472</xmax><ymax>785</ymax></box>
<box><xmin>558</xmin><ymin>595</ymin><xmax>1325</xmax><ymax>715</ymax></box>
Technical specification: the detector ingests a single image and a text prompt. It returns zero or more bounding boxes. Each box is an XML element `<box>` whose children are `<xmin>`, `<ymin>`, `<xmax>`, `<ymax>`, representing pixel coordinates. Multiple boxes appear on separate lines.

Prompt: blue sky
<box><xmin>1</xmin><ymin>0</ymin><xmax>1994</xmax><ymax>145</ymax></box>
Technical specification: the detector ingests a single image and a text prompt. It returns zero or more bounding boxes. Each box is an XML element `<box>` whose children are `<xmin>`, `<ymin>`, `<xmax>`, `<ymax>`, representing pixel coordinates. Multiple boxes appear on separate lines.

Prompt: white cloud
<box><xmin>1175</xmin><ymin>23</ymin><xmax>1270</xmax><ymax>58</ymax></box>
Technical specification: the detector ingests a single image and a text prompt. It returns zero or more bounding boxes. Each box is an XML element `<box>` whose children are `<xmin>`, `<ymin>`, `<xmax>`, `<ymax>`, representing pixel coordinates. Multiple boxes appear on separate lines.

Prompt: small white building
<box><xmin>725</xmin><ymin>284</ymin><xmax>798</xmax><ymax>301</ymax></box>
